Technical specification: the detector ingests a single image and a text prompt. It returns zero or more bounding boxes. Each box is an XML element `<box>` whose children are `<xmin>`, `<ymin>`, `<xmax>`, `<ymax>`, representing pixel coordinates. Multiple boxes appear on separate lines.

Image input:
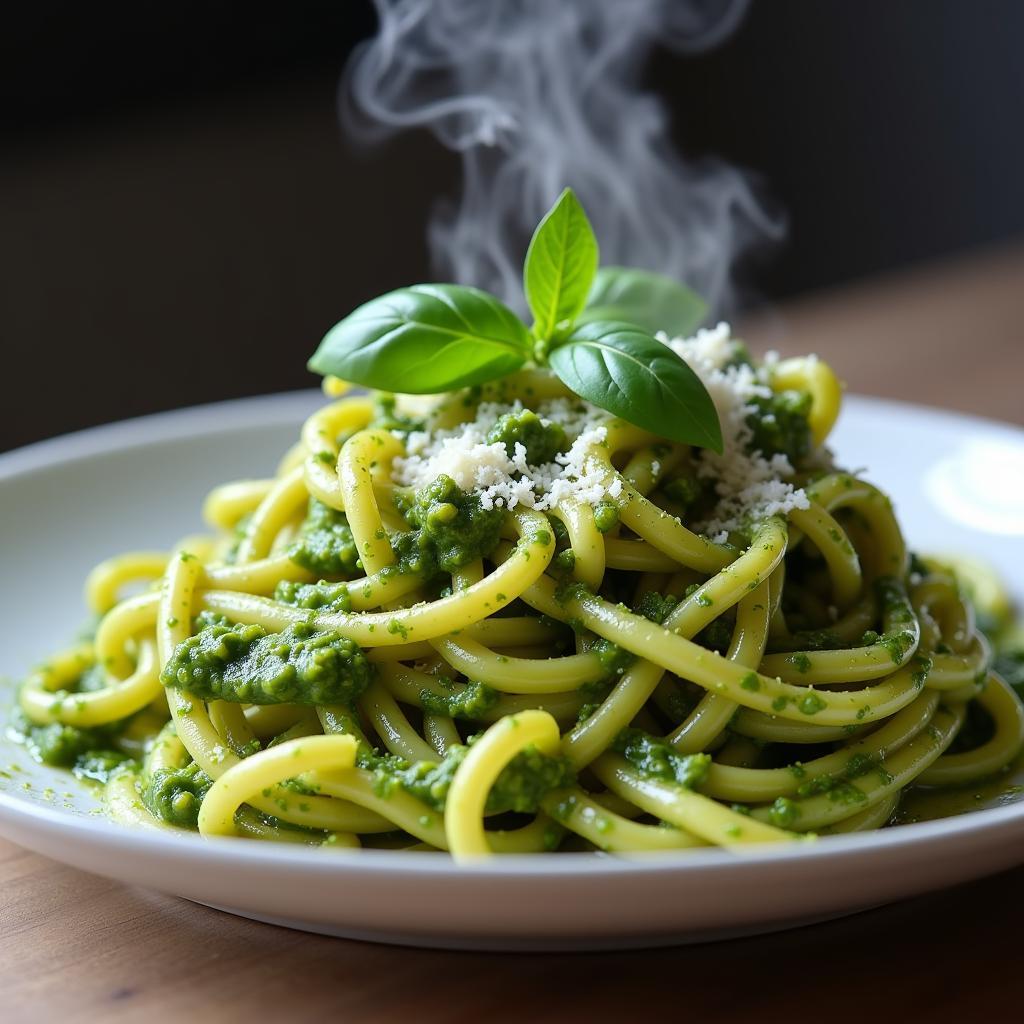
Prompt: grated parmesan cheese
<box><xmin>390</xmin><ymin>322</ymin><xmax>812</xmax><ymax>535</ymax></box>
<box><xmin>392</xmin><ymin>399</ymin><xmax>614</xmax><ymax>512</ymax></box>
<box><xmin>656</xmin><ymin>322</ymin><xmax>810</xmax><ymax>541</ymax></box>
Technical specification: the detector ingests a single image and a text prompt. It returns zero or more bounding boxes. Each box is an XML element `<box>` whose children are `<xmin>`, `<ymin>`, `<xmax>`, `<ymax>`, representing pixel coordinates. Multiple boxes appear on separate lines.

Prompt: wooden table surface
<box><xmin>3</xmin><ymin>246</ymin><xmax>1023</xmax><ymax>1023</ymax></box>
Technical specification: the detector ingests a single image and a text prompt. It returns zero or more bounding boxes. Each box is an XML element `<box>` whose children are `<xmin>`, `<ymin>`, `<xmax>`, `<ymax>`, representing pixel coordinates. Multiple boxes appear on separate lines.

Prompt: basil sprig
<box><xmin>549</xmin><ymin>322</ymin><xmax>723</xmax><ymax>452</ymax></box>
<box><xmin>308</xmin><ymin>189</ymin><xmax>723</xmax><ymax>452</ymax></box>
<box><xmin>309</xmin><ymin>283</ymin><xmax>530</xmax><ymax>393</ymax></box>
<box><xmin>523</xmin><ymin>186</ymin><xmax>599</xmax><ymax>342</ymax></box>
<box><xmin>579</xmin><ymin>266</ymin><xmax>707</xmax><ymax>338</ymax></box>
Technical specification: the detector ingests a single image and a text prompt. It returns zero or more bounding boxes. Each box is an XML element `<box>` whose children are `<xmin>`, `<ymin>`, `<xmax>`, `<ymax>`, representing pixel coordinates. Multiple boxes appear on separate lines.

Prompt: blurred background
<box><xmin>2</xmin><ymin>0</ymin><xmax>1023</xmax><ymax>452</ymax></box>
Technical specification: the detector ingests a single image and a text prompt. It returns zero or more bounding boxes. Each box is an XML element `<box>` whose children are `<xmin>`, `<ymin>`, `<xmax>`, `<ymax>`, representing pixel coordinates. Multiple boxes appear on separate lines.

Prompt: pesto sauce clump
<box><xmin>635</xmin><ymin>590</ymin><xmax>679</xmax><ymax>625</ymax></box>
<box><xmin>368</xmin><ymin>394</ymin><xmax>425</xmax><ymax>436</ymax></box>
<box><xmin>274</xmin><ymin>579</ymin><xmax>353</xmax><ymax>613</ymax></box>
<box><xmin>161</xmin><ymin>621</ymin><xmax>373</xmax><ymax>706</ymax></box>
<box><xmin>661</xmin><ymin>475</ymin><xmax>705</xmax><ymax>517</ymax></box>
<box><xmin>143</xmin><ymin>762</ymin><xmax>213</xmax><ymax>829</ymax></box>
<box><xmin>591</xmin><ymin>500</ymin><xmax>619</xmax><ymax>533</ymax></box>
<box><xmin>613</xmin><ymin>728</ymin><xmax>711</xmax><ymax>789</ymax></box>
<box><xmin>332</xmin><ymin>394</ymin><xmax>426</xmax><ymax>449</ymax></box>
<box><xmin>10</xmin><ymin>707</ymin><xmax>132</xmax><ymax>783</ymax></box>
<box><xmin>74</xmin><ymin>749</ymin><xmax>134</xmax><ymax>784</ymax></box>
<box><xmin>370</xmin><ymin>740</ymin><xmax>576</xmax><ymax>815</ymax></box>
<box><xmin>745</xmin><ymin>389</ymin><xmax>812</xmax><ymax>465</ymax></box>
<box><xmin>288</xmin><ymin>498</ymin><xmax>361</xmax><ymax>577</ymax></box>
<box><xmin>592</xmin><ymin>638</ymin><xmax>635</xmax><ymax>678</ymax></box>
<box><xmin>485</xmin><ymin>408</ymin><xmax>567</xmax><ymax>464</ymax></box>
<box><xmin>418</xmin><ymin>679</ymin><xmax>500</xmax><ymax>719</ymax></box>
<box><xmin>392</xmin><ymin>474</ymin><xmax>504</xmax><ymax>579</ymax></box>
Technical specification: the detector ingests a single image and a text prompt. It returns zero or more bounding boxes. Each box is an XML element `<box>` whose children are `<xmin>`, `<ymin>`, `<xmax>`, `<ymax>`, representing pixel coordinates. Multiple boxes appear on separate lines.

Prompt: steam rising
<box><xmin>344</xmin><ymin>0</ymin><xmax>780</xmax><ymax>316</ymax></box>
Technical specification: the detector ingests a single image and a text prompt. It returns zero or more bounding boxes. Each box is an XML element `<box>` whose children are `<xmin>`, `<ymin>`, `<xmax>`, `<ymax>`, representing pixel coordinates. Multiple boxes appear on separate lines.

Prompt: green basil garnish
<box><xmin>549</xmin><ymin>321</ymin><xmax>723</xmax><ymax>453</ymax></box>
<box><xmin>579</xmin><ymin>266</ymin><xmax>707</xmax><ymax>339</ymax></box>
<box><xmin>308</xmin><ymin>283</ymin><xmax>530</xmax><ymax>393</ymax></box>
<box><xmin>524</xmin><ymin>188</ymin><xmax>599</xmax><ymax>342</ymax></box>
<box><xmin>308</xmin><ymin>190</ymin><xmax>724</xmax><ymax>450</ymax></box>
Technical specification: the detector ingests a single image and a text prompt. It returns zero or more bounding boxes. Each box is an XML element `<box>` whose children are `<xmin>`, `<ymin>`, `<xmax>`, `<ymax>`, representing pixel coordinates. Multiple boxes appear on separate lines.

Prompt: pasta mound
<box><xmin>14</xmin><ymin>340</ymin><xmax>1023</xmax><ymax>858</ymax></box>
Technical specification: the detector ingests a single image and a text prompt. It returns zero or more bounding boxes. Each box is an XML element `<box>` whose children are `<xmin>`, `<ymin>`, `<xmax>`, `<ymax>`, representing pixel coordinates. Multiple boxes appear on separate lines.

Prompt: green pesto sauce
<box><xmin>551</xmin><ymin>549</ymin><xmax>576</xmax><ymax>575</ymax></box>
<box><xmin>768</xmin><ymin>796</ymin><xmax>800</xmax><ymax>828</ymax></box>
<box><xmin>576</xmin><ymin>676</ymin><xmax>614</xmax><ymax>710</ymax></box>
<box><xmin>635</xmin><ymin>590</ymin><xmax>679</xmax><ymax>625</ymax></box>
<box><xmin>391</xmin><ymin>475</ymin><xmax>505</xmax><ymax>579</ymax></box>
<box><xmin>73</xmin><ymin>749</ymin><xmax>134</xmax><ymax>784</ymax></box>
<box><xmin>143</xmin><ymin>762</ymin><xmax>213</xmax><ymax>829</ymax></box>
<box><xmin>592</xmin><ymin>501</ymin><xmax>619</xmax><ymax>534</ymax></box>
<box><xmin>418</xmin><ymin>679</ymin><xmax>500</xmax><ymax>719</ymax></box>
<box><xmin>75</xmin><ymin>663</ymin><xmax>109</xmax><ymax>693</ymax></box>
<box><xmin>274</xmin><ymin>579</ymin><xmax>353</xmax><ymax>613</ymax></box>
<box><xmin>745</xmin><ymin>389</ymin><xmax>812</xmax><ymax>465</ymax></box>
<box><xmin>368</xmin><ymin>740</ymin><xmax>576</xmax><ymax>815</ymax></box>
<box><xmin>878</xmin><ymin>631</ymin><xmax>915</xmax><ymax>664</ymax></box>
<box><xmin>910</xmin><ymin>654</ymin><xmax>933</xmax><ymax>689</ymax></box>
<box><xmin>661</xmin><ymin>475</ymin><xmax>705</xmax><ymax>517</ymax></box>
<box><xmin>331</xmin><ymin>394</ymin><xmax>426</xmax><ymax>451</ymax></box>
<box><xmin>548</xmin><ymin>515</ymin><xmax>570</xmax><ymax>546</ymax></box>
<box><xmin>794</xmin><ymin>629</ymin><xmax>842</xmax><ymax>651</ymax></box>
<box><xmin>789</xmin><ymin>750</ymin><xmax>886</xmax><ymax>801</ymax></box>
<box><xmin>288</xmin><ymin>498</ymin><xmax>361</xmax><ymax>577</ymax></box>
<box><xmin>9</xmin><ymin>707</ymin><xmax>133</xmax><ymax>784</ymax></box>
<box><xmin>592</xmin><ymin>638</ymin><xmax>634</xmax><ymax>678</ymax></box>
<box><xmin>876</xmin><ymin>576</ymin><xmax>912</xmax><ymax>619</ymax></box>
<box><xmin>485</xmin><ymin>408</ymin><xmax>567</xmax><ymax>465</ymax></box>
<box><xmin>368</xmin><ymin>394</ymin><xmax>425</xmax><ymax>436</ymax></box>
<box><xmin>797</xmin><ymin>691</ymin><xmax>827</xmax><ymax>715</ymax></box>
<box><xmin>612</xmin><ymin>728</ymin><xmax>711</xmax><ymax>789</ymax></box>
<box><xmin>789</xmin><ymin>653</ymin><xmax>812</xmax><ymax>674</ymax></box>
<box><xmin>161</xmin><ymin>621</ymin><xmax>373</xmax><ymax>706</ymax></box>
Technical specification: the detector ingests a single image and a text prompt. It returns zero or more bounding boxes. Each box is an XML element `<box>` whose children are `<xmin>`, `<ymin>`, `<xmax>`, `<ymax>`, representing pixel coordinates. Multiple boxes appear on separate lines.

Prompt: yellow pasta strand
<box><xmin>198</xmin><ymin>735</ymin><xmax>359</xmax><ymax>837</ymax></box>
<box><xmin>446</xmin><ymin>711</ymin><xmax>561</xmax><ymax>859</ymax></box>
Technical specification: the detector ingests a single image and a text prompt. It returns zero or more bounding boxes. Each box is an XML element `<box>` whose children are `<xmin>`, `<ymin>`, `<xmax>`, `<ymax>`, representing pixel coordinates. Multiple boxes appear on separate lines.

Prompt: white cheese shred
<box><xmin>391</xmin><ymin>323</ymin><xmax>810</xmax><ymax>536</ymax></box>
<box><xmin>657</xmin><ymin>323</ymin><xmax>809</xmax><ymax>541</ymax></box>
<box><xmin>393</xmin><ymin>400</ymin><xmax>612</xmax><ymax>512</ymax></box>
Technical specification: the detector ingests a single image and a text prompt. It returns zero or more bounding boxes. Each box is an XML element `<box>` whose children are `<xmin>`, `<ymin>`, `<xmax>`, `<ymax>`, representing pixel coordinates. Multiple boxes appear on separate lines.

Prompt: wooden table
<box><xmin>3</xmin><ymin>246</ymin><xmax>1023</xmax><ymax>1022</ymax></box>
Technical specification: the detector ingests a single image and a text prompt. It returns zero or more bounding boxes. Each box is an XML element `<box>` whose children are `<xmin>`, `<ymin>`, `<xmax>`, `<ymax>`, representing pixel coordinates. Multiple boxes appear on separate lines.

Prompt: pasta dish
<box><xmin>11</xmin><ymin>191</ymin><xmax>1023</xmax><ymax>858</ymax></box>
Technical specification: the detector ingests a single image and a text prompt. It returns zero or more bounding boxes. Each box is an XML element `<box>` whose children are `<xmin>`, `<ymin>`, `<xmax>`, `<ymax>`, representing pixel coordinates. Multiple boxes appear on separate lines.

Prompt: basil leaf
<box><xmin>523</xmin><ymin>188</ymin><xmax>599</xmax><ymax>341</ymax></box>
<box><xmin>580</xmin><ymin>267</ymin><xmax>707</xmax><ymax>338</ymax></box>
<box><xmin>308</xmin><ymin>284</ymin><xmax>530</xmax><ymax>393</ymax></box>
<box><xmin>549</xmin><ymin>322</ymin><xmax>723</xmax><ymax>452</ymax></box>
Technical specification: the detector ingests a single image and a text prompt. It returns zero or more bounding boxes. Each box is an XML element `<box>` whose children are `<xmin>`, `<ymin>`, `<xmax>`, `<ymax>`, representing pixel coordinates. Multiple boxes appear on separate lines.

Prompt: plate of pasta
<box><xmin>2</xmin><ymin>191</ymin><xmax>1024</xmax><ymax>949</ymax></box>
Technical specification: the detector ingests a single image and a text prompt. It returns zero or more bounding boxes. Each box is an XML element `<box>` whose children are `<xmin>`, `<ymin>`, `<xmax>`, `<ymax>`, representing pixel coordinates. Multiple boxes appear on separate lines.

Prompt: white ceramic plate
<box><xmin>2</xmin><ymin>392</ymin><xmax>1023</xmax><ymax>950</ymax></box>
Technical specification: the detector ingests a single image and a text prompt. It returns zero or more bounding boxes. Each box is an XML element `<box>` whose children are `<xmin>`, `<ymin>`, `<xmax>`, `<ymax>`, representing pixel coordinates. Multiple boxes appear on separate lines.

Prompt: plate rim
<box><xmin>3</xmin><ymin>774</ymin><xmax>1024</xmax><ymax>880</ymax></box>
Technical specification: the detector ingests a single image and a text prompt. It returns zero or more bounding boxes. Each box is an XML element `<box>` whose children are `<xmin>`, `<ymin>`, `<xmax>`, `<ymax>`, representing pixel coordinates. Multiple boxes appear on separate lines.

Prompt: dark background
<box><xmin>3</xmin><ymin>1</ymin><xmax>1022</xmax><ymax>451</ymax></box>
